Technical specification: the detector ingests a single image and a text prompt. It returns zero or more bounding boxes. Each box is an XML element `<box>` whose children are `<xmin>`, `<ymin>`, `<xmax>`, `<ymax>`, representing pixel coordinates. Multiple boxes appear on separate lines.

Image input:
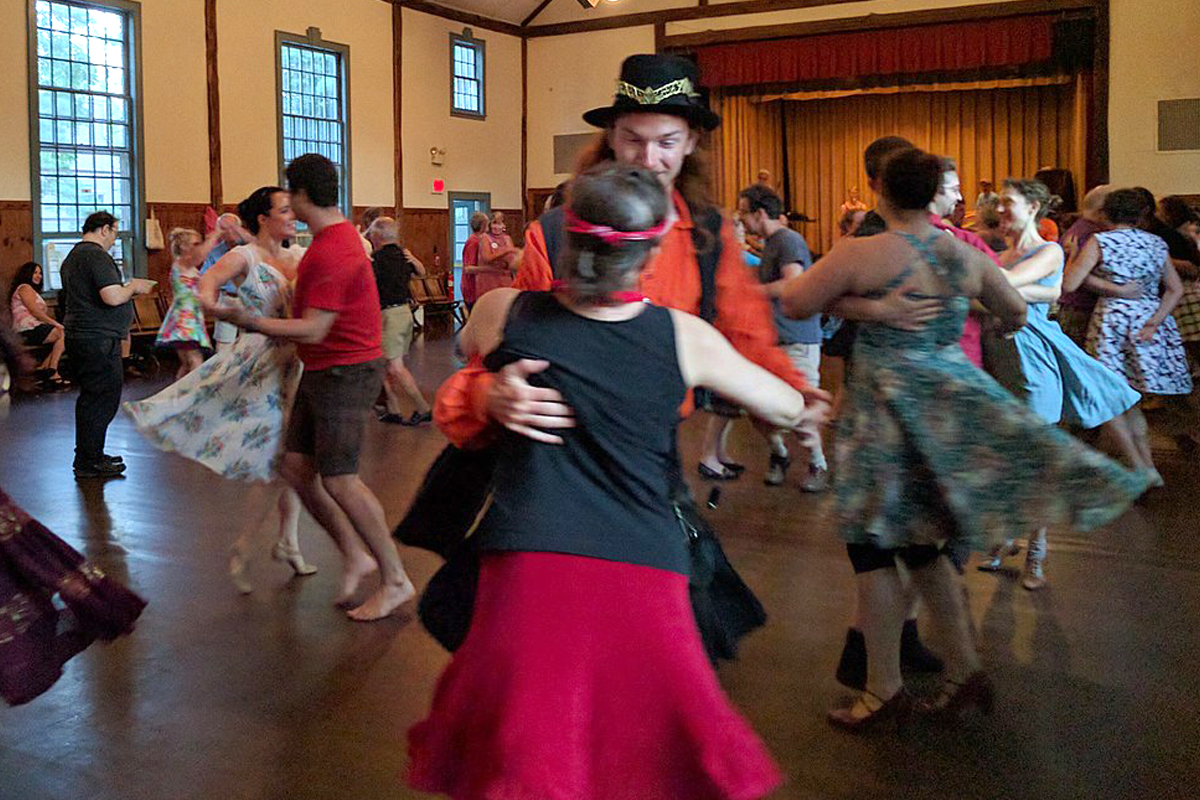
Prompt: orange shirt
<box><xmin>434</xmin><ymin>191</ymin><xmax>807</xmax><ymax>448</ymax></box>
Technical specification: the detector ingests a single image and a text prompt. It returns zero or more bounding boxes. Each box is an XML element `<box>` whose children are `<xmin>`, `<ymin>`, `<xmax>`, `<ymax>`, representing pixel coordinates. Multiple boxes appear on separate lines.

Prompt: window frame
<box><xmin>449</xmin><ymin>29</ymin><xmax>485</xmax><ymax>121</ymax></box>
<box><xmin>26</xmin><ymin>0</ymin><xmax>147</xmax><ymax>286</ymax></box>
<box><xmin>275</xmin><ymin>28</ymin><xmax>352</xmax><ymax>217</ymax></box>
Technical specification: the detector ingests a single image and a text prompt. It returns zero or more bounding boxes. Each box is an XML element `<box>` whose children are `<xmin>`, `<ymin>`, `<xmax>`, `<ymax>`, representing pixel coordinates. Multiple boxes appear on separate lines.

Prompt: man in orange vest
<box><xmin>435</xmin><ymin>54</ymin><xmax>828</xmax><ymax>445</ymax></box>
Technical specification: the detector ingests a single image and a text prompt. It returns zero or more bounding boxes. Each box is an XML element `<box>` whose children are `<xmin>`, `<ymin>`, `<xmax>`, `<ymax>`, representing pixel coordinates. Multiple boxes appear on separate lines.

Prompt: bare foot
<box><xmin>346</xmin><ymin>578</ymin><xmax>416</xmax><ymax>622</ymax></box>
<box><xmin>228</xmin><ymin>545</ymin><xmax>253</xmax><ymax>595</ymax></box>
<box><xmin>335</xmin><ymin>556</ymin><xmax>378</xmax><ymax>608</ymax></box>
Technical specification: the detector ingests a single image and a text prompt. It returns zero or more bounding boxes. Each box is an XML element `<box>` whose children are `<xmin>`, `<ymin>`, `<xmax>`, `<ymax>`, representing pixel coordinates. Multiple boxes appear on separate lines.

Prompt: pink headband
<box><xmin>564</xmin><ymin>209</ymin><xmax>671</xmax><ymax>246</ymax></box>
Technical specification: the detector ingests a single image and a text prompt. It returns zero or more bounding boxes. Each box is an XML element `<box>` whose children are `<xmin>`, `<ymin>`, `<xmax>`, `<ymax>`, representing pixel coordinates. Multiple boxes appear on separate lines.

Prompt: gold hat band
<box><xmin>615</xmin><ymin>77</ymin><xmax>700</xmax><ymax>106</ymax></box>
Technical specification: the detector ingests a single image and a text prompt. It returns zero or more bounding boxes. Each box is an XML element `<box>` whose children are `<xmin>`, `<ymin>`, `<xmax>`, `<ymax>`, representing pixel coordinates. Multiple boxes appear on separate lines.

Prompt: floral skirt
<box><xmin>408</xmin><ymin>551</ymin><xmax>781</xmax><ymax>800</ymax></box>
<box><xmin>0</xmin><ymin>488</ymin><xmax>145</xmax><ymax>706</ymax></box>
<box><xmin>125</xmin><ymin>333</ymin><xmax>300</xmax><ymax>482</ymax></box>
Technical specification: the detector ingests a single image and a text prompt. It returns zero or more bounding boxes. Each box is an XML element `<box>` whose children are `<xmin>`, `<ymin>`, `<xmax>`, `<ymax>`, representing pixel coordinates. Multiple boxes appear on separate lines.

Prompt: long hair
<box><xmin>7</xmin><ymin>261</ymin><xmax>42</xmax><ymax>301</ymax></box>
<box><xmin>574</xmin><ymin>129</ymin><xmax>714</xmax><ymax>217</ymax></box>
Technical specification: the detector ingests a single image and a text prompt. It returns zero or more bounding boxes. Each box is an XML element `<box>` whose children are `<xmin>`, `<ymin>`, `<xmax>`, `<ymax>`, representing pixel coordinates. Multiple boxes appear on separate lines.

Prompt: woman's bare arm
<box><xmin>671</xmin><ymin>309</ymin><xmax>807</xmax><ymax>430</ymax></box>
<box><xmin>197</xmin><ymin>248</ymin><xmax>248</xmax><ymax>312</ymax></box>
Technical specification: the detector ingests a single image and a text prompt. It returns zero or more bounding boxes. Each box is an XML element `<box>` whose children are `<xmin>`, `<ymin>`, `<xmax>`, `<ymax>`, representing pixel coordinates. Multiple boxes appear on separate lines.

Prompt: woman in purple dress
<box><xmin>0</xmin><ymin>326</ymin><xmax>146</xmax><ymax>706</ymax></box>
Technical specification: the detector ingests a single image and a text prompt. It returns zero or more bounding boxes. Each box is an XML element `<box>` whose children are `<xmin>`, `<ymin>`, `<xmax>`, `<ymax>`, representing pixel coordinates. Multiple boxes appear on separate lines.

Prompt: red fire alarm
<box><xmin>432</xmin><ymin>179</ymin><xmax>445</xmax><ymax>194</ymax></box>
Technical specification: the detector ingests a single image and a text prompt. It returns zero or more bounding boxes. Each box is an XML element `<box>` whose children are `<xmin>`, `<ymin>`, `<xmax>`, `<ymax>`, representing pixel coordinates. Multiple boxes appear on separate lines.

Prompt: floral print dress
<box><xmin>836</xmin><ymin>232</ymin><xmax>1148</xmax><ymax>552</ymax></box>
<box><xmin>1086</xmin><ymin>228</ymin><xmax>1193</xmax><ymax>395</ymax></box>
<box><xmin>156</xmin><ymin>263</ymin><xmax>213</xmax><ymax>351</ymax></box>
<box><xmin>125</xmin><ymin>245</ymin><xmax>300</xmax><ymax>482</ymax></box>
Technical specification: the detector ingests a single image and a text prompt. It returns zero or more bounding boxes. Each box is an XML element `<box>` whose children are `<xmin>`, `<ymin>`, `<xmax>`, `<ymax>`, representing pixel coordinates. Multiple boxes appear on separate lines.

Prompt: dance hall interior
<box><xmin>2</xmin><ymin>0</ymin><xmax>1199</xmax><ymax>798</ymax></box>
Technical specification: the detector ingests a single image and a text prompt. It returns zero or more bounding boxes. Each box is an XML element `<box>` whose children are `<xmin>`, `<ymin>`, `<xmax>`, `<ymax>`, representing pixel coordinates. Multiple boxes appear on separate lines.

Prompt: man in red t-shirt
<box><xmin>230</xmin><ymin>154</ymin><xmax>413</xmax><ymax>622</ymax></box>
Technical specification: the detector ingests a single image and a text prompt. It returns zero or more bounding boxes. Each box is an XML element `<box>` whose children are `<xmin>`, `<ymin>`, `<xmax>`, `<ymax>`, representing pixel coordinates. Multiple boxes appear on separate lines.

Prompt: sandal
<box><xmin>828</xmin><ymin>688</ymin><xmax>912</xmax><ymax>732</ymax></box>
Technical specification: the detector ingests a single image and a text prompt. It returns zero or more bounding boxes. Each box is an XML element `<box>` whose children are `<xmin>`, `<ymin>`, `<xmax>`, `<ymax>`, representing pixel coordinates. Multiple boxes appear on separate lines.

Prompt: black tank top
<box><xmin>480</xmin><ymin>292</ymin><xmax>690</xmax><ymax>574</ymax></box>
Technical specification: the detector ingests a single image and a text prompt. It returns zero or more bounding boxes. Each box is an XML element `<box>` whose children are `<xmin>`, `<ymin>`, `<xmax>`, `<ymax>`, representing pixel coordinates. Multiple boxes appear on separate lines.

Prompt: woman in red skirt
<box><xmin>408</xmin><ymin>164</ymin><xmax>817</xmax><ymax>799</ymax></box>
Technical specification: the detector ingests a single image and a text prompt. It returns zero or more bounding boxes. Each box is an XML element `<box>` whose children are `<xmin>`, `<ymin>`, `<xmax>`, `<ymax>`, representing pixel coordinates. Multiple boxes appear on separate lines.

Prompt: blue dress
<box><xmin>984</xmin><ymin>243</ymin><xmax>1141</xmax><ymax>427</ymax></box>
<box><xmin>837</xmin><ymin>232</ymin><xmax>1149</xmax><ymax>552</ymax></box>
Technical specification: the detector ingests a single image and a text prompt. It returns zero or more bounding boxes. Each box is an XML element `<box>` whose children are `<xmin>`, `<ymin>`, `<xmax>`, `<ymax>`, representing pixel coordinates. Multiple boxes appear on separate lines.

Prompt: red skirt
<box><xmin>408</xmin><ymin>551</ymin><xmax>781</xmax><ymax>800</ymax></box>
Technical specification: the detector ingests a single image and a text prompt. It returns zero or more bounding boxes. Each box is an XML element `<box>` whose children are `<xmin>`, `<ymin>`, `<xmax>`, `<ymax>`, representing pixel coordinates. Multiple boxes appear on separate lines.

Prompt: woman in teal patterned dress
<box><xmin>156</xmin><ymin>227</ymin><xmax>220</xmax><ymax>380</ymax></box>
<box><xmin>780</xmin><ymin>148</ymin><xmax>1149</xmax><ymax>732</ymax></box>
<box><xmin>126</xmin><ymin>187</ymin><xmax>317</xmax><ymax>593</ymax></box>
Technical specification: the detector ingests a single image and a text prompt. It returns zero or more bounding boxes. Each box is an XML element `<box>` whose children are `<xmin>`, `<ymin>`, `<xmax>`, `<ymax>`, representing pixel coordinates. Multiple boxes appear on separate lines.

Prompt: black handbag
<box><xmin>393</xmin><ymin>444</ymin><xmax>497</xmax><ymax>558</ymax></box>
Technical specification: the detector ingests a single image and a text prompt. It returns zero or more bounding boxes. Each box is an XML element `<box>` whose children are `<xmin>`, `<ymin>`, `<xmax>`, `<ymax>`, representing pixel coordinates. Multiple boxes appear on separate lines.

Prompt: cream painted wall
<box><xmin>1108</xmin><ymin>0</ymin><xmax>1200</xmax><ymax>195</ymax></box>
<box><xmin>141</xmin><ymin>0</ymin><xmax>209</xmax><ymax>203</ymax></box>
<box><xmin>0</xmin><ymin>1</ymin><xmax>31</xmax><ymax>201</ymax></box>
<box><xmin>217</xmin><ymin>0</ymin><xmax>395</xmax><ymax>207</ymax></box>
<box><xmin>525</xmin><ymin>25</ymin><xmax>656</xmax><ymax>189</ymax></box>
<box><xmin>401</xmin><ymin>8</ymin><xmax>523</xmax><ymax>209</ymax></box>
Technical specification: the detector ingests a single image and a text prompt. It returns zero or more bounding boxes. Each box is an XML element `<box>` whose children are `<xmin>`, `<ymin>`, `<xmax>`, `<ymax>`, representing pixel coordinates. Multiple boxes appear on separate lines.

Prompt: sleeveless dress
<box><xmin>1086</xmin><ymin>228</ymin><xmax>1193</xmax><ymax>395</ymax></box>
<box><xmin>837</xmin><ymin>232</ymin><xmax>1149</xmax><ymax>552</ymax></box>
<box><xmin>1</xmin><ymin>487</ymin><xmax>146</xmax><ymax>705</ymax></box>
<box><xmin>124</xmin><ymin>245</ymin><xmax>301</xmax><ymax>482</ymax></box>
<box><xmin>408</xmin><ymin>293</ymin><xmax>781</xmax><ymax>800</ymax></box>
<box><xmin>156</xmin><ymin>264</ymin><xmax>213</xmax><ymax>350</ymax></box>
<box><xmin>984</xmin><ymin>242</ymin><xmax>1140</xmax><ymax>427</ymax></box>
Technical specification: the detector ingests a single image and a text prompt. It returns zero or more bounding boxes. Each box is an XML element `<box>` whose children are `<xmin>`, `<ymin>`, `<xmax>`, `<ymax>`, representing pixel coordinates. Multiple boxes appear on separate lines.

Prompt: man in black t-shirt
<box><xmin>61</xmin><ymin>211</ymin><xmax>155</xmax><ymax>478</ymax></box>
<box><xmin>366</xmin><ymin>217</ymin><xmax>432</xmax><ymax>426</ymax></box>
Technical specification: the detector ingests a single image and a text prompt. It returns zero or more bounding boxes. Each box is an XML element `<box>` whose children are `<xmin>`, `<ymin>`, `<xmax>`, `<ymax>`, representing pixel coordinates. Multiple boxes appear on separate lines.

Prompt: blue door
<box><xmin>449</xmin><ymin>193</ymin><xmax>490</xmax><ymax>304</ymax></box>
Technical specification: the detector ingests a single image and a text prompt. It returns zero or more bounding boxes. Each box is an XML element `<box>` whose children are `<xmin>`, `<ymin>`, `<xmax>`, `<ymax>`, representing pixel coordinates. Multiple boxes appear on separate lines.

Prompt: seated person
<box><xmin>7</xmin><ymin>261</ymin><xmax>66</xmax><ymax>387</ymax></box>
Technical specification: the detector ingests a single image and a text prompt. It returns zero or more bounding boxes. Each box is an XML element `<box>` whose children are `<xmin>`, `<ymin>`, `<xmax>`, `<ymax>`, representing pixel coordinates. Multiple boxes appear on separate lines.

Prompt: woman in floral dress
<box><xmin>157</xmin><ymin>227</ymin><xmax>221</xmax><ymax>380</ymax></box>
<box><xmin>1065</xmin><ymin>188</ymin><xmax>1195</xmax><ymax>450</ymax></box>
<box><xmin>125</xmin><ymin>187</ymin><xmax>316</xmax><ymax>593</ymax></box>
<box><xmin>780</xmin><ymin>148</ymin><xmax>1148</xmax><ymax>732</ymax></box>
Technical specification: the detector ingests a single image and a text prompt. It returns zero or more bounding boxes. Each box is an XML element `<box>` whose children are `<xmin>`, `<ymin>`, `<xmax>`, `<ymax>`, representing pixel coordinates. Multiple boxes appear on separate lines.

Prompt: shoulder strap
<box><xmin>541</xmin><ymin>206</ymin><xmax>567</xmax><ymax>280</ymax></box>
<box><xmin>693</xmin><ymin>207</ymin><xmax>724</xmax><ymax>323</ymax></box>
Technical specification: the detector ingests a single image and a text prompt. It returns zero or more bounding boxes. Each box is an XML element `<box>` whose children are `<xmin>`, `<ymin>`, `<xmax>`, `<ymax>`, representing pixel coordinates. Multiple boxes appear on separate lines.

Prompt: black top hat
<box><xmin>582</xmin><ymin>54</ymin><xmax>721</xmax><ymax>131</ymax></box>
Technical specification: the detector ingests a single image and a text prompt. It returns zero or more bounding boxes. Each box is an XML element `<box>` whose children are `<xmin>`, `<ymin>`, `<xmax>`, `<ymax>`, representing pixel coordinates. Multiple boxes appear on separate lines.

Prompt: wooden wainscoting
<box><xmin>0</xmin><ymin>201</ymin><xmax>35</xmax><ymax>296</ymax></box>
<box><xmin>400</xmin><ymin>207</ymin><xmax>525</xmax><ymax>278</ymax></box>
<box><xmin>146</xmin><ymin>202</ymin><xmax>212</xmax><ymax>292</ymax></box>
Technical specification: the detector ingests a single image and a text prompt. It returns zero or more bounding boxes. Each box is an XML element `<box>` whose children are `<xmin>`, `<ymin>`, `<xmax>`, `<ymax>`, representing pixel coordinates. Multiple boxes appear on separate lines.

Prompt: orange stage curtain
<box><xmin>713</xmin><ymin>77</ymin><xmax>1086</xmax><ymax>255</ymax></box>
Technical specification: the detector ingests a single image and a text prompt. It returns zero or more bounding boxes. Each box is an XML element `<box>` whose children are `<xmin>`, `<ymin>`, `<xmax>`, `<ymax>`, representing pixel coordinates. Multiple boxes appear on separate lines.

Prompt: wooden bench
<box><xmin>408</xmin><ymin>274</ymin><xmax>465</xmax><ymax>333</ymax></box>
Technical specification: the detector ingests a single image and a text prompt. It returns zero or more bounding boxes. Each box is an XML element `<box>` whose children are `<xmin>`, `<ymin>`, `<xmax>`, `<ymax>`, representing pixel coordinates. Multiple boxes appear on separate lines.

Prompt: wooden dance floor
<box><xmin>1</xmin><ymin>336</ymin><xmax>1196</xmax><ymax>800</ymax></box>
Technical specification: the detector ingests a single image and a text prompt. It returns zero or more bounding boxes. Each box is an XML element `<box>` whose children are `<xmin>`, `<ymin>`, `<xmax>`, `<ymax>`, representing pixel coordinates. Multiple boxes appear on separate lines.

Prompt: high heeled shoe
<box><xmin>272</xmin><ymin>541</ymin><xmax>317</xmax><ymax>577</ymax></box>
<box><xmin>827</xmin><ymin>688</ymin><xmax>912</xmax><ymax>733</ymax></box>
<box><xmin>977</xmin><ymin>539</ymin><xmax>1020</xmax><ymax>572</ymax></box>
<box><xmin>228</xmin><ymin>544</ymin><xmax>253</xmax><ymax>595</ymax></box>
<box><xmin>916</xmin><ymin>671</ymin><xmax>995</xmax><ymax>720</ymax></box>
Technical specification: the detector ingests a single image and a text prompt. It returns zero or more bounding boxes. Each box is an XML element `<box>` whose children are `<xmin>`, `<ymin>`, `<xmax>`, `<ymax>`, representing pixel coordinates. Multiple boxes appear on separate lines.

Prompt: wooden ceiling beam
<box><xmin>525</xmin><ymin>0</ymin><xmax>1098</xmax><ymax>38</ymax></box>
<box><xmin>392</xmin><ymin>0</ymin><xmax>523</xmax><ymax>37</ymax></box>
<box><xmin>660</xmin><ymin>0</ymin><xmax>1099</xmax><ymax>50</ymax></box>
<box><xmin>525</xmin><ymin>0</ymin><xmax>866</xmax><ymax>37</ymax></box>
<box><xmin>521</xmin><ymin>0</ymin><xmax>556</xmax><ymax>27</ymax></box>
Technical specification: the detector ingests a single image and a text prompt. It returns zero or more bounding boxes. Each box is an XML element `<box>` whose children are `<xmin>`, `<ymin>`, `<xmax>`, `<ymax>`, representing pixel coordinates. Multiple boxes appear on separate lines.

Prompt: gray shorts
<box><xmin>284</xmin><ymin>358</ymin><xmax>385</xmax><ymax>476</ymax></box>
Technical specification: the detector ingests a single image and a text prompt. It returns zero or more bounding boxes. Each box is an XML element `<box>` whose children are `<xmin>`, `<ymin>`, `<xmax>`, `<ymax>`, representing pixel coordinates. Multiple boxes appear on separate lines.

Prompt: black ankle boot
<box><xmin>900</xmin><ymin>619</ymin><xmax>943</xmax><ymax>674</ymax></box>
<box><xmin>835</xmin><ymin>628</ymin><xmax>867</xmax><ymax>690</ymax></box>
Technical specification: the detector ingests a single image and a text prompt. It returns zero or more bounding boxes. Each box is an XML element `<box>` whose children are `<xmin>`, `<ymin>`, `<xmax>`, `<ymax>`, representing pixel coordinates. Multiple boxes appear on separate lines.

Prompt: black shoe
<box><xmin>73</xmin><ymin>460</ymin><xmax>127</xmax><ymax>479</ymax></box>
<box><xmin>763</xmin><ymin>453</ymin><xmax>792</xmax><ymax>486</ymax></box>
<box><xmin>900</xmin><ymin>618</ymin><xmax>944</xmax><ymax>674</ymax></box>
<box><xmin>405</xmin><ymin>410</ymin><xmax>433</xmax><ymax>426</ymax></box>
<box><xmin>835</xmin><ymin>627</ymin><xmax>867</xmax><ymax>691</ymax></box>
<box><xmin>378</xmin><ymin>412</ymin><xmax>406</xmax><ymax>425</ymax></box>
<box><xmin>101</xmin><ymin>454</ymin><xmax>124</xmax><ymax>466</ymax></box>
<box><xmin>719</xmin><ymin>460</ymin><xmax>746</xmax><ymax>475</ymax></box>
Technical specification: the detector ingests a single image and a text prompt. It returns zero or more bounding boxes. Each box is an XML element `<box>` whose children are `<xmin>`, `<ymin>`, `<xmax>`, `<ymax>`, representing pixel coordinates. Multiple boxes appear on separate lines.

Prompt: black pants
<box><xmin>66</xmin><ymin>336</ymin><xmax>124</xmax><ymax>466</ymax></box>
